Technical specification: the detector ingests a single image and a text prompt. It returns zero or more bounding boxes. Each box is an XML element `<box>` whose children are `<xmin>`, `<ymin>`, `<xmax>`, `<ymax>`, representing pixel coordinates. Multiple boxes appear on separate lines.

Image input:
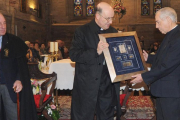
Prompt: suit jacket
<box><xmin>142</xmin><ymin>26</ymin><xmax>180</xmax><ymax>98</ymax></box>
<box><xmin>59</xmin><ymin>47</ymin><xmax>65</xmax><ymax>58</ymax></box>
<box><xmin>0</xmin><ymin>33</ymin><xmax>37</xmax><ymax>120</ymax></box>
<box><xmin>69</xmin><ymin>19</ymin><xmax>121</xmax><ymax>120</ymax></box>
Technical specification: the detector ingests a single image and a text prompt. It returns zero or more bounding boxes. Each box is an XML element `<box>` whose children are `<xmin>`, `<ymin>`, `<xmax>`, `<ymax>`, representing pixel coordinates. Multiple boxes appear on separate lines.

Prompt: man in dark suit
<box><xmin>131</xmin><ymin>7</ymin><xmax>180</xmax><ymax>120</ymax></box>
<box><xmin>69</xmin><ymin>2</ymin><xmax>121</xmax><ymax>120</ymax></box>
<box><xmin>0</xmin><ymin>13</ymin><xmax>37</xmax><ymax>120</ymax></box>
<box><xmin>56</xmin><ymin>40</ymin><xmax>65</xmax><ymax>58</ymax></box>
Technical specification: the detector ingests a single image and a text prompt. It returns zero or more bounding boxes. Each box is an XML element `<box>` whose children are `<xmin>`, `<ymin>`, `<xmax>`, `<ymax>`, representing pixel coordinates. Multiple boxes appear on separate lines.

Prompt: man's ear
<box><xmin>166</xmin><ymin>16</ymin><xmax>172</xmax><ymax>23</ymax></box>
<box><xmin>95</xmin><ymin>13</ymin><xmax>100</xmax><ymax>20</ymax></box>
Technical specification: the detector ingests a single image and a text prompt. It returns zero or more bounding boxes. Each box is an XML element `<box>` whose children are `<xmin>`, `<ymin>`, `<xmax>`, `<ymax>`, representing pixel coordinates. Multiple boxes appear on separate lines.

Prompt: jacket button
<box><xmin>98</xmin><ymin>63</ymin><xmax>101</xmax><ymax>65</ymax></box>
<box><xmin>95</xmin><ymin>78</ymin><xmax>98</xmax><ymax>80</ymax></box>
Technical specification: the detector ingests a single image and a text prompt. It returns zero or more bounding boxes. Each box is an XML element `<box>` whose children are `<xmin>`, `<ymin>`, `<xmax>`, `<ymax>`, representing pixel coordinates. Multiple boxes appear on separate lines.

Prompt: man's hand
<box><xmin>143</xmin><ymin>50</ymin><xmax>148</xmax><ymax>61</ymax></box>
<box><xmin>130</xmin><ymin>74</ymin><xmax>143</xmax><ymax>84</ymax></box>
<box><xmin>97</xmin><ymin>41</ymin><xmax>109</xmax><ymax>55</ymax></box>
<box><xmin>13</xmin><ymin>80</ymin><xmax>23</xmax><ymax>93</ymax></box>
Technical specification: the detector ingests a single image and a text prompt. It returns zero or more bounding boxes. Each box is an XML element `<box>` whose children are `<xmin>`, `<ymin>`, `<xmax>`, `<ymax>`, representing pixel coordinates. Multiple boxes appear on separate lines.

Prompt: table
<box><xmin>120</xmin><ymin>81</ymin><xmax>148</xmax><ymax>91</ymax></box>
<box><xmin>49</xmin><ymin>59</ymin><xmax>148</xmax><ymax>91</ymax></box>
<box><xmin>49</xmin><ymin>59</ymin><xmax>75</xmax><ymax>90</ymax></box>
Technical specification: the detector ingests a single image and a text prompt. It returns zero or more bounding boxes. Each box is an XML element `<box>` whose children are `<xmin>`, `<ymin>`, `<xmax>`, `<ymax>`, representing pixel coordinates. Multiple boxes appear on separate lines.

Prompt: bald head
<box><xmin>96</xmin><ymin>2</ymin><xmax>114</xmax><ymax>15</ymax></box>
<box><xmin>95</xmin><ymin>2</ymin><xmax>114</xmax><ymax>30</ymax></box>
<box><xmin>0</xmin><ymin>13</ymin><xmax>6</xmax><ymax>36</ymax></box>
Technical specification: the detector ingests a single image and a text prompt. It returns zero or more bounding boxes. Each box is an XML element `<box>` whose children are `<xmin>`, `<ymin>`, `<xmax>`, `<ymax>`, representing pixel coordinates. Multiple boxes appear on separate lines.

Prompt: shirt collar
<box><xmin>171</xmin><ymin>25</ymin><xmax>178</xmax><ymax>31</ymax></box>
<box><xmin>0</xmin><ymin>36</ymin><xmax>2</xmax><ymax>49</ymax></box>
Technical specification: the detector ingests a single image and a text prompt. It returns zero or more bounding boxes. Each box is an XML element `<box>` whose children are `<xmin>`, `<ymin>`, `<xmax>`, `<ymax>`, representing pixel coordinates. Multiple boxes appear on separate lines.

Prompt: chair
<box><xmin>28</xmin><ymin>62</ymin><xmax>57</xmax><ymax>120</ymax></box>
<box><xmin>114</xmin><ymin>81</ymin><xmax>132</xmax><ymax>118</ymax></box>
<box><xmin>120</xmin><ymin>82</ymin><xmax>132</xmax><ymax>114</ymax></box>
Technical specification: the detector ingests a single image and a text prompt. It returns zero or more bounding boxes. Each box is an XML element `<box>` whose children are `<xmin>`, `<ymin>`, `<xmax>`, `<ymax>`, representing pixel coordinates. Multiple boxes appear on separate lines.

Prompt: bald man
<box><xmin>0</xmin><ymin>13</ymin><xmax>37</xmax><ymax>120</ymax></box>
<box><xmin>70</xmin><ymin>2</ymin><xmax>121</xmax><ymax>120</ymax></box>
<box><xmin>131</xmin><ymin>7</ymin><xmax>180</xmax><ymax>119</ymax></box>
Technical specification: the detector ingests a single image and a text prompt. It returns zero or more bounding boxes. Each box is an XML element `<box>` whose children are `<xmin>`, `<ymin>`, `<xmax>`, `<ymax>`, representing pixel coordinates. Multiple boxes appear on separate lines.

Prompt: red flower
<box><xmin>50</xmin><ymin>104</ymin><xmax>56</xmax><ymax>109</ymax></box>
<box><xmin>113</xmin><ymin>0</ymin><xmax>126</xmax><ymax>15</ymax></box>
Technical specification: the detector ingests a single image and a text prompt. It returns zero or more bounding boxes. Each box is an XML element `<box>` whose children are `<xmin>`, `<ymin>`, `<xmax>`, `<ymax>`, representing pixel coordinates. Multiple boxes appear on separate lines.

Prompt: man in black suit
<box><xmin>69</xmin><ymin>2</ymin><xmax>121</xmax><ymax>120</ymax></box>
<box><xmin>56</xmin><ymin>40</ymin><xmax>65</xmax><ymax>58</ymax></box>
<box><xmin>0</xmin><ymin>13</ymin><xmax>37</xmax><ymax>120</ymax></box>
<box><xmin>131</xmin><ymin>7</ymin><xmax>180</xmax><ymax>120</ymax></box>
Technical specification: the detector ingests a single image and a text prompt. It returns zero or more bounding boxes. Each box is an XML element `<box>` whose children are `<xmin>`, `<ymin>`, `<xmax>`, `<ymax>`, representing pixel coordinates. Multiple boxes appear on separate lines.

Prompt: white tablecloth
<box><xmin>120</xmin><ymin>81</ymin><xmax>148</xmax><ymax>91</ymax></box>
<box><xmin>49</xmin><ymin>59</ymin><xmax>75</xmax><ymax>90</ymax></box>
<box><xmin>48</xmin><ymin>59</ymin><xmax>148</xmax><ymax>91</ymax></box>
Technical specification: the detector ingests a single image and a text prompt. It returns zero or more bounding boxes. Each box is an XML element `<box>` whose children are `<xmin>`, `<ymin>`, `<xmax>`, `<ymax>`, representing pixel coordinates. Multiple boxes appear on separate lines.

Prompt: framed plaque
<box><xmin>98</xmin><ymin>31</ymin><xmax>147</xmax><ymax>83</ymax></box>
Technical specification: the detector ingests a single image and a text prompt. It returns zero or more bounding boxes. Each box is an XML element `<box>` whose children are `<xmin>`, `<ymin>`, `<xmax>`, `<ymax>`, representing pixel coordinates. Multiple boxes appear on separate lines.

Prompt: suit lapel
<box><xmin>153</xmin><ymin>26</ymin><xmax>179</xmax><ymax>66</ymax></box>
<box><xmin>2</xmin><ymin>34</ymin><xmax>9</xmax><ymax>49</ymax></box>
<box><xmin>1</xmin><ymin>34</ymin><xmax>9</xmax><ymax>58</ymax></box>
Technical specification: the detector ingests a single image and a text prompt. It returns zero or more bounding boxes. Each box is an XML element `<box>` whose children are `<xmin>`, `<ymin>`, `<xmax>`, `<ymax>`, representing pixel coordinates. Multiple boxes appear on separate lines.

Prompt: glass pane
<box><xmin>141</xmin><ymin>0</ymin><xmax>150</xmax><ymax>16</ymax></box>
<box><xmin>74</xmin><ymin>0</ymin><xmax>83</xmax><ymax>16</ymax></box>
<box><xmin>86</xmin><ymin>0</ymin><xmax>95</xmax><ymax>16</ymax></box>
<box><xmin>154</xmin><ymin>0</ymin><xmax>162</xmax><ymax>14</ymax></box>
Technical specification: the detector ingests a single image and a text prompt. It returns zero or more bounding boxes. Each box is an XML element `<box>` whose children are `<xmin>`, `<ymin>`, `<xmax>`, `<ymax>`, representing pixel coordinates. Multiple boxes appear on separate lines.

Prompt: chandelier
<box><xmin>112</xmin><ymin>0</ymin><xmax>126</xmax><ymax>23</ymax></box>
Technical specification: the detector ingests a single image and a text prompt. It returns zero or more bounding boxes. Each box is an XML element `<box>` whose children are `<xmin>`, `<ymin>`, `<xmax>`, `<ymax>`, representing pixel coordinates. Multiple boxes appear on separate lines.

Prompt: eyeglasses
<box><xmin>98</xmin><ymin>13</ymin><xmax>115</xmax><ymax>22</ymax></box>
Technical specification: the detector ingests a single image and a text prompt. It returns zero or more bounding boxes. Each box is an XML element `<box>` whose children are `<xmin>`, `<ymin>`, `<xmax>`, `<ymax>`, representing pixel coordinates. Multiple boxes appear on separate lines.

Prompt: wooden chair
<box><xmin>113</xmin><ymin>81</ymin><xmax>132</xmax><ymax>118</ymax></box>
<box><xmin>120</xmin><ymin>82</ymin><xmax>132</xmax><ymax>114</ymax></box>
<box><xmin>28</xmin><ymin>62</ymin><xmax>57</xmax><ymax>120</ymax></box>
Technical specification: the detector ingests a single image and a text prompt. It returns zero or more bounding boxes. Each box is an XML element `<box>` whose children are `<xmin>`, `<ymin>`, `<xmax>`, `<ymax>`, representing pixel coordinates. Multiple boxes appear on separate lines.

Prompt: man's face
<box><xmin>57</xmin><ymin>40</ymin><xmax>63</xmax><ymax>47</ymax></box>
<box><xmin>96</xmin><ymin>9</ymin><xmax>114</xmax><ymax>30</ymax></box>
<box><xmin>0</xmin><ymin>14</ymin><xmax>6</xmax><ymax>36</ymax></box>
<box><xmin>30</xmin><ymin>43</ymin><xmax>34</xmax><ymax>48</ymax></box>
<box><xmin>41</xmin><ymin>44</ymin><xmax>45</xmax><ymax>49</ymax></box>
<box><xmin>26</xmin><ymin>43</ymin><xmax>30</xmax><ymax>48</ymax></box>
<box><xmin>34</xmin><ymin>43</ymin><xmax>39</xmax><ymax>49</ymax></box>
<box><xmin>155</xmin><ymin>12</ymin><xmax>170</xmax><ymax>34</ymax></box>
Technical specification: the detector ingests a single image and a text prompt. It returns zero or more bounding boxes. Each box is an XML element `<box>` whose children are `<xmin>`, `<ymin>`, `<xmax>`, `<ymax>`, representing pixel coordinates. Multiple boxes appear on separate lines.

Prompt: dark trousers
<box><xmin>0</xmin><ymin>85</ymin><xmax>17</xmax><ymax>120</ymax></box>
<box><xmin>156</xmin><ymin>97</ymin><xmax>180</xmax><ymax>120</ymax></box>
<box><xmin>96</xmin><ymin>65</ymin><xmax>117</xmax><ymax>120</ymax></box>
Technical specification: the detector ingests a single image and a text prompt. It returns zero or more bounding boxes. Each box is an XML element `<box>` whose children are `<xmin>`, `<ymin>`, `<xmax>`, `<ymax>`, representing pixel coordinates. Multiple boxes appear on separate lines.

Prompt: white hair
<box><xmin>157</xmin><ymin>7</ymin><xmax>177</xmax><ymax>23</ymax></box>
<box><xmin>25</xmin><ymin>41</ymin><xmax>30</xmax><ymax>44</ymax></box>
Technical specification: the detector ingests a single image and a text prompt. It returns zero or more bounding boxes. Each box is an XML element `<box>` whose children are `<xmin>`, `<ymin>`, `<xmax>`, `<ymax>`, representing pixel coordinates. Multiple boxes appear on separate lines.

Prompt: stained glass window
<box><xmin>141</xmin><ymin>0</ymin><xmax>150</xmax><ymax>16</ymax></box>
<box><xmin>154</xmin><ymin>0</ymin><xmax>162</xmax><ymax>14</ymax></box>
<box><xmin>86</xmin><ymin>0</ymin><xmax>95</xmax><ymax>16</ymax></box>
<box><xmin>74</xmin><ymin>0</ymin><xmax>83</xmax><ymax>16</ymax></box>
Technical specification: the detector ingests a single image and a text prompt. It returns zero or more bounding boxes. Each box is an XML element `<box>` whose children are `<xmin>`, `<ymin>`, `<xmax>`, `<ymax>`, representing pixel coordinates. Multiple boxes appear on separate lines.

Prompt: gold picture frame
<box><xmin>99</xmin><ymin>31</ymin><xmax>147</xmax><ymax>83</ymax></box>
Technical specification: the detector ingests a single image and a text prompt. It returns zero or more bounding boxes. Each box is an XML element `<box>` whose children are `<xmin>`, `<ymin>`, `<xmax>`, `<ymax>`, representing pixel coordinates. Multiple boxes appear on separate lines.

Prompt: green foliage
<box><xmin>51</xmin><ymin>110</ymin><xmax>60</xmax><ymax>120</ymax></box>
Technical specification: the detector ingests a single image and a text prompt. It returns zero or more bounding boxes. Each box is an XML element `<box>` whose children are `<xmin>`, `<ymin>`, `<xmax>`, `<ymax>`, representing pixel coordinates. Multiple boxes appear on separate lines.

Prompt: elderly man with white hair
<box><xmin>131</xmin><ymin>7</ymin><xmax>180</xmax><ymax>120</ymax></box>
<box><xmin>0</xmin><ymin>13</ymin><xmax>37</xmax><ymax>120</ymax></box>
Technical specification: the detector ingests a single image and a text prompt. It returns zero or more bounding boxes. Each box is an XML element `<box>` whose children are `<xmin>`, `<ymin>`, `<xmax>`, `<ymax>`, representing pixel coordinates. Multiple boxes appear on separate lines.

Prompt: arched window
<box><xmin>141</xmin><ymin>0</ymin><xmax>162</xmax><ymax>15</ymax></box>
<box><xmin>154</xmin><ymin>0</ymin><xmax>162</xmax><ymax>14</ymax></box>
<box><xmin>141</xmin><ymin>0</ymin><xmax>150</xmax><ymax>15</ymax></box>
<box><xmin>74</xmin><ymin>0</ymin><xmax>95</xmax><ymax>17</ymax></box>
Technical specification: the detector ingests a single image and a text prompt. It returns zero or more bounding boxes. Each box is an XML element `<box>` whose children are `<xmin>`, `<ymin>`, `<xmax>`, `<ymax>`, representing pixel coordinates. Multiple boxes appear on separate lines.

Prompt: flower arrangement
<box><xmin>45</xmin><ymin>104</ymin><xmax>60</xmax><ymax>120</ymax></box>
<box><xmin>31</xmin><ymin>80</ymin><xmax>42</xmax><ymax>95</ymax></box>
<box><xmin>37</xmin><ymin>104</ymin><xmax>60</xmax><ymax>120</ymax></box>
<box><xmin>113</xmin><ymin>0</ymin><xmax>126</xmax><ymax>15</ymax></box>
